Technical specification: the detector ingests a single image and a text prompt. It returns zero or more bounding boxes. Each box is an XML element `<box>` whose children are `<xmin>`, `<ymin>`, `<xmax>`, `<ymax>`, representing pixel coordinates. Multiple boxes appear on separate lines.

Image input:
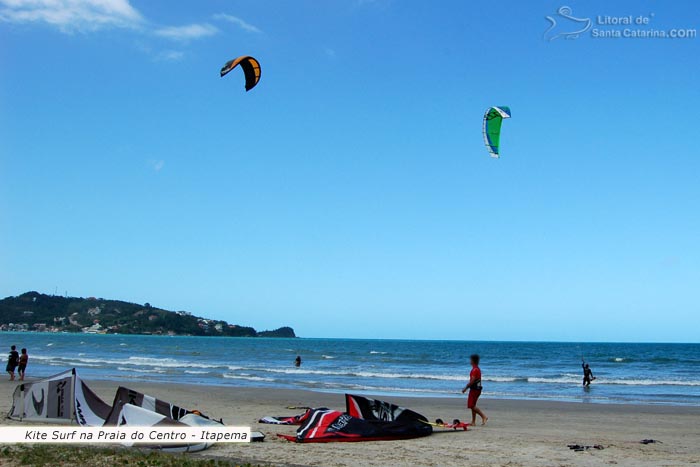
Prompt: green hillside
<box><xmin>0</xmin><ymin>292</ymin><xmax>296</xmax><ymax>338</ymax></box>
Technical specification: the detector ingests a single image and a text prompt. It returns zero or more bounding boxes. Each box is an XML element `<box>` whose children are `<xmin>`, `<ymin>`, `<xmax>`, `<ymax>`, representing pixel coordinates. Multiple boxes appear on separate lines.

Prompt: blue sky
<box><xmin>1</xmin><ymin>0</ymin><xmax>699</xmax><ymax>342</ymax></box>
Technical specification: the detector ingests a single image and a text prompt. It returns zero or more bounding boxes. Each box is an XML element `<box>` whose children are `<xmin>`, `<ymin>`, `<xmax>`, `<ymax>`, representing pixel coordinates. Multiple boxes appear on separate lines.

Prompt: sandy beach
<box><xmin>2</xmin><ymin>378</ymin><xmax>699</xmax><ymax>467</ymax></box>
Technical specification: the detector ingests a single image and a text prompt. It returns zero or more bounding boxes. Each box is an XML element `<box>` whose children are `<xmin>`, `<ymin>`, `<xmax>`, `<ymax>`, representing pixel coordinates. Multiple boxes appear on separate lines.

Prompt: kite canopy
<box><xmin>482</xmin><ymin>106</ymin><xmax>511</xmax><ymax>158</ymax></box>
<box><xmin>220</xmin><ymin>56</ymin><xmax>261</xmax><ymax>91</ymax></box>
<box><xmin>9</xmin><ymin>369</ymin><xmax>230</xmax><ymax>452</ymax></box>
<box><xmin>9</xmin><ymin>369</ymin><xmax>74</xmax><ymax>423</ymax></box>
<box><xmin>279</xmin><ymin>408</ymin><xmax>432</xmax><ymax>443</ymax></box>
<box><xmin>103</xmin><ymin>386</ymin><xmax>196</xmax><ymax>426</ymax></box>
<box><xmin>345</xmin><ymin>394</ymin><xmax>428</xmax><ymax>423</ymax></box>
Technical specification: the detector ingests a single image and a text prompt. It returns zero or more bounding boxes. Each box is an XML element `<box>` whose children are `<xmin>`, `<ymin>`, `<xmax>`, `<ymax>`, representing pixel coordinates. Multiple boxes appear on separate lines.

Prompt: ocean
<box><xmin>3</xmin><ymin>332</ymin><xmax>698</xmax><ymax>406</ymax></box>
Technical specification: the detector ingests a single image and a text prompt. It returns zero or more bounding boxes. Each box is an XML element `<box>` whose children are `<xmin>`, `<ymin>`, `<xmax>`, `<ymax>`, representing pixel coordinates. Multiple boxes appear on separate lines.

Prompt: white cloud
<box><xmin>148</xmin><ymin>159</ymin><xmax>165</xmax><ymax>172</ymax></box>
<box><xmin>0</xmin><ymin>1</ymin><xmax>252</xmax><ymax>61</ymax></box>
<box><xmin>212</xmin><ymin>13</ymin><xmax>260</xmax><ymax>33</ymax></box>
<box><xmin>0</xmin><ymin>0</ymin><xmax>143</xmax><ymax>32</ymax></box>
<box><xmin>154</xmin><ymin>22</ymin><xmax>218</xmax><ymax>41</ymax></box>
<box><xmin>155</xmin><ymin>50</ymin><xmax>183</xmax><ymax>62</ymax></box>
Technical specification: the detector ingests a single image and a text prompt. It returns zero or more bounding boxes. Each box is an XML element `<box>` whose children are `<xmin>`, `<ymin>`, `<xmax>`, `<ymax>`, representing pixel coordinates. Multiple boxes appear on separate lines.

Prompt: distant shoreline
<box><xmin>0</xmin><ymin>291</ymin><xmax>296</xmax><ymax>338</ymax></box>
<box><xmin>3</xmin><ymin>330</ymin><xmax>700</xmax><ymax>344</ymax></box>
<box><xmin>0</xmin><ymin>330</ymin><xmax>298</xmax><ymax>338</ymax></box>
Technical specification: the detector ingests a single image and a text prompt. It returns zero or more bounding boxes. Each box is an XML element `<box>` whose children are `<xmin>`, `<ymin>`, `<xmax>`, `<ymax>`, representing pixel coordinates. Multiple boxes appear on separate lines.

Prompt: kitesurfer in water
<box><xmin>295</xmin><ymin>355</ymin><xmax>302</xmax><ymax>367</ymax></box>
<box><xmin>462</xmin><ymin>354</ymin><xmax>488</xmax><ymax>426</ymax></box>
<box><xmin>582</xmin><ymin>358</ymin><xmax>595</xmax><ymax>386</ymax></box>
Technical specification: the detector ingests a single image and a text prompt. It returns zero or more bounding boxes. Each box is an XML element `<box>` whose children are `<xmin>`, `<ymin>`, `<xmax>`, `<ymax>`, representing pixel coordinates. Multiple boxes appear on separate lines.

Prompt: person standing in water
<box><xmin>294</xmin><ymin>355</ymin><xmax>302</xmax><ymax>367</ymax></box>
<box><xmin>6</xmin><ymin>345</ymin><xmax>19</xmax><ymax>381</ymax></box>
<box><xmin>582</xmin><ymin>358</ymin><xmax>595</xmax><ymax>386</ymax></box>
<box><xmin>18</xmin><ymin>348</ymin><xmax>29</xmax><ymax>381</ymax></box>
<box><xmin>462</xmin><ymin>354</ymin><xmax>488</xmax><ymax>426</ymax></box>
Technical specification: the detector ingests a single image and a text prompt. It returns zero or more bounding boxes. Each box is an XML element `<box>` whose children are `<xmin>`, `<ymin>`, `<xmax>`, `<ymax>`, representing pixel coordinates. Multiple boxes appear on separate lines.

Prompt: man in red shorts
<box><xmin>462</xmin><ymin>354</ymin><xmax>488</xmax><ymax>426</ymax></box>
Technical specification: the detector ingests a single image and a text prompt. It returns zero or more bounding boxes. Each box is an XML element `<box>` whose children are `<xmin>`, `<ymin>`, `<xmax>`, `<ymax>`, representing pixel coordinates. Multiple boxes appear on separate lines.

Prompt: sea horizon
<box><xmin>4</xmin><ymin>330</ymin><xmax>698</xmax><ymax>345</ymax></box>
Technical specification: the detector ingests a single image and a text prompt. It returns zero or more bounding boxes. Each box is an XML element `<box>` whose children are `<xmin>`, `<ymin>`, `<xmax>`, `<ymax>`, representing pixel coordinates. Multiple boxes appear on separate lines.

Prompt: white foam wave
<box><xmin>222</xmin><ymin>374</ymin><xmax>274</xmax><ymax>382</ymax></box>
<box><xmin>41</xmin><ymin>360</ymin><xmax>102</xmax><ymax>368</ymax></box>
<box><xmin>527</xmin><ymin>376</ymin><xmax>700</xmax><ymax>387</ymax></box>
<box><xmin>31</xmin><ymin>354</ymin><xmax>221</xmax><ymax>370</ymax></box>
<box><xmin>255</xmin><ymin>367</ymin><xmax>467</xmax><ymax>381</ymax></box>
<box><xmin>528</xmin><ymin>376</ymin><xmax>580</xmax><ymax>384</ymax></box>
<box><xmin>117</xmin><ymin>367</ymin><xmax>166</xmax><ymax>374</ymax></box>
<box><xmin>484</xmin><ymin>376</ymin><xmax>525</xmax><ymax>383</ymax></box>
<box><xmin>605</xmin><ymin>379</ymin><xmax>700</xmax><ymax>387</ymax></box>
<box><xmin>122</xmin><ymin>356</ymin><xmax>219</xmax><ymax>369</ymax></box>
<box><xmin>369</xmin><ymin>351</ymin><xmax>387</xmax><ymax>355</ymax></box>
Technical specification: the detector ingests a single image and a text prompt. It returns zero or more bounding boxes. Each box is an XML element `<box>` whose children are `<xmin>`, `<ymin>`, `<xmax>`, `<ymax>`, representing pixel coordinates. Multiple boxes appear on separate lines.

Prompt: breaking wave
<box><xmin>32</xmin><ymin>354</ymin><xmax>222</xmax><ymax>370</ymax></box>
<box><xmin>527</xmin><ymin>376</ymin><xmax>700</xmax><ymax>387</ymax></box>
<box><xmin>117</xmin><ymin>367</ymin><xmax>167</xmax><ymax>374</ymax></box>
<box><xmin>222</xmin><ymin>374</ymin><xmax>274</xmax><ymax>382</ymax></box>
<box><xmin>253</xmin><ymin>367</ymin><xmax>470</xmax><ymax>382</ymax></box>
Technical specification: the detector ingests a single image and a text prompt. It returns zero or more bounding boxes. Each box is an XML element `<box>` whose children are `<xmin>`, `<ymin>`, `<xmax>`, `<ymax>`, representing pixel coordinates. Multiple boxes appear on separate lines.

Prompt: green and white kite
<box><xmin>482</xmin><ymin>106</ymin><xmax>511</xmax><ymax>158</ymax></box>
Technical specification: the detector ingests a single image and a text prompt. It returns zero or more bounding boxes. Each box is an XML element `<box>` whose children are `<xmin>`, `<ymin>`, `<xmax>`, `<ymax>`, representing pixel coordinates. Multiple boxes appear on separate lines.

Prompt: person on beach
<box><xmin>18</xmin><ymin>348</ymin><xmax>28</xmax><ymax>381</ymax></box>
<box><xmin>295</xmin><ymin>355</ymin><xmax>302</xmax><ymax>367</ymax></box>
<box><xmin>582</xmin><ymin>358</ymin><xmax>595</xmax><ymax>386</ymax></box>
<box><xmin>6</xmin><ymin>345</ymin><xmax>19</xmax><ymax>381</ymax></box>
<box><xmin>462</xmin><ymin>354</ymin><xmax>488</xmax><ymax>426</ymax></box>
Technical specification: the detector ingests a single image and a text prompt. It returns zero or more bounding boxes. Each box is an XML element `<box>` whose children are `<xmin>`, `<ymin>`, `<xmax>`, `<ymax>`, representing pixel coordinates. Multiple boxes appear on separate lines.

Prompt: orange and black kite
<box><xmin>220</xmin><ymin>56</ymin><xmax>261</xmax><ymax>92</ymax></box>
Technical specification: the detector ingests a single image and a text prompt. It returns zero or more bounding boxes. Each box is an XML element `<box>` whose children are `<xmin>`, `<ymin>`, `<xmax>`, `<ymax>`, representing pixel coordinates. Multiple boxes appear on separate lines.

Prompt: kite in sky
<box><xmin>482</xmin><ymin>106</ymin><xmax>511</xmax><ymax>158</ymax></box>
<box><xmin>220</xmin><ymin>56</ymin><xmax>261</xmax><ymax>92</ymax></box>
